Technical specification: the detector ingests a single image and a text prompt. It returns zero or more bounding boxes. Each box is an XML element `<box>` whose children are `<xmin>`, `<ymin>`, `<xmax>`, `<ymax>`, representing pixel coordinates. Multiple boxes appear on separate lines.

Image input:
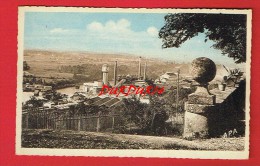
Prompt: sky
<box><xmin>24</xmin><ymin>12</ymin><xmax>244</xmax><ymax>67</ymax></box>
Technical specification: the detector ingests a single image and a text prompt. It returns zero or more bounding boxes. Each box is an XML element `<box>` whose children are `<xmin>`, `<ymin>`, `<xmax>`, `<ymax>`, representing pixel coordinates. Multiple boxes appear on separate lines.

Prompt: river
<box><xmin>22</xmin><ymin>86</ymin><xmax>83</xmax><ymax>103</ymax></box>
<box><xmin>56</xmin><ymin>86</ymin><xmax>83</xmax><ymax>97</ymax></box>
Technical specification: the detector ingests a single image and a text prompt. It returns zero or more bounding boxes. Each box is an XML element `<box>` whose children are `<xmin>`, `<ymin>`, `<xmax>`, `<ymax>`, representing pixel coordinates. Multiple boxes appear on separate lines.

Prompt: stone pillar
<box><xmin>183</xmin><ymin>57</ymin><xmax>216</xmax><ymax>139</ymax></box>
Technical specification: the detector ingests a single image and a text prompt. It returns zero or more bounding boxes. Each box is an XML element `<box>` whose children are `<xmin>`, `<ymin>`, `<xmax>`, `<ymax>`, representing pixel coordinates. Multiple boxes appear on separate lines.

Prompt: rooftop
<box><xmin>93</xmin><ymin>97</ymin><xmax>111</xmax><ymax>106</ymax></box>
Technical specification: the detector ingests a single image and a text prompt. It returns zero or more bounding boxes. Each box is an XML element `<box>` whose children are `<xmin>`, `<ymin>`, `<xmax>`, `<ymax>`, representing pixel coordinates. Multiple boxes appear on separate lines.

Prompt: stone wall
<box><xmin>208</xmin><ymin>80</ymin><xmax>246</xmax><ymax>137</ymax></box>
<box><xmin>183</xmin><ymin>79</ymin><xmax>245</xmax><ymax>139</ymax></box>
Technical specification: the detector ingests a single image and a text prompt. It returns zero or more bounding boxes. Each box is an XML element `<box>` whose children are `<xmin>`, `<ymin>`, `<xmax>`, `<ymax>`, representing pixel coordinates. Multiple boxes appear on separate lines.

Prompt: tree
<box><xmin>122</xmin><ymin>96</ymin><xmax>169</xmax><ymax>135</ymax></box>
<box><xmin>159</xmin><ymin>13</ymin><xmax>247</xmax><ymax>63</ymax></box>
<box><xmin>148</xmin><ymin>95</ymin><xmax>169</xmax><ymax>135</ymax></box>
<box><xmin>23</xmin><ymin>61</ymin><xmax>30</xmax><ymax>70</ymax></box>
<box><xmin>122</xmin><ymin>97</ymin><xmax>148</xmax><ymax>131</ymax></box>
<box><xmin>52</xmin><ymin>91</ymin><xmax>65</xmax><ymax>102</ymax></box>
<box><xmin>23</xmin><ymin>96</ymin><xmax>44</xmax><ymax>109</ymax></box>
<box><xmin>163</xmin><ymin>87</ymin><xmax>194</xmax><ymax>112</ymax></box>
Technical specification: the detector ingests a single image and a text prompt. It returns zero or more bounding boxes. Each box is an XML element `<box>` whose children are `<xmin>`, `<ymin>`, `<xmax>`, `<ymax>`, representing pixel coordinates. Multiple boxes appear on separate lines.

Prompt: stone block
<box><xmin>188</xmin><ymin>93</ymin><xmax>216</xmax><ymax>105</ymax></box>
<box><xmin>183</xmin><ymin>111</ymin><xmax>209</xmax><ymax>139</ymax></box>
<box><xmin>185</xmin><ymin>103</ymin><xmax>215</xmax><ymax>114</ymax></box>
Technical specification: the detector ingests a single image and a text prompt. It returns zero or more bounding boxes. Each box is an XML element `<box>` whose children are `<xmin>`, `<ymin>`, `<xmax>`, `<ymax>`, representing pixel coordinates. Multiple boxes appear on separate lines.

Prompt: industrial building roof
<box><xmin>102</xmin><ymin>98</ymin><xmax>120</xmax><ymax>107</ymax></box>
<box><xmin>92</xmin><ymin>97</ymin><xmax>111</xmax><ymax>106</ymax></box>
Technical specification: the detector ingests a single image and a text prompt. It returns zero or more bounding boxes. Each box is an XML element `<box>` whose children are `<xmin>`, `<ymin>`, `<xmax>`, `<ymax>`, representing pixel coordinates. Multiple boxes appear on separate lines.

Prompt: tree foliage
<box><xmin>159</xmin><ymin>13</ymin><xmax>247</xmax><ymax>63</ymax></box>
<box><xmin>148</xmin><ymin>95</ymin><xmax>169</xmax><ymax>135</ymax></box>
<box><xmin>122</xmin><ymin>96</ymin><xmax>169</xmax><ymax>135</ymax></box>
<box><xmin>23</xmin><ymin>96</ymin><xmax>44</xmax><ymax>109</ymax></box>
<box><xmin>23</xmin><ymin>61</ymin><xmax>30</xmax><ymax>70</ymax></box>
<box><xmin>162</xmin><ymin>88</ymin><xmax>192</xmax><ymax>113</ymax></box>
<box><xmin>122</xmin><ymin>97</ymin><xmax>149</xmax><ymax>131</ymax></box>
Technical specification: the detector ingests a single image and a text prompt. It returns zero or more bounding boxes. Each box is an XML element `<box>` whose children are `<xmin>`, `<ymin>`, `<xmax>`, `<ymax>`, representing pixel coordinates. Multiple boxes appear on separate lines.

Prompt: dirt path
<box><xmin>79</xmin><ymin>131</ymin><xmax>244</xmax><ymax>150</ymax></box>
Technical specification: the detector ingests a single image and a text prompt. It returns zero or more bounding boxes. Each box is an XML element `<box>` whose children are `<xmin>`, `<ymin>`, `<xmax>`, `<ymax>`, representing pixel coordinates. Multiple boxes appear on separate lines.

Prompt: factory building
<box><xmin>82</xmin><ymin>64</ymin><xmax>111</xmax><ymax>95</ymax></box>
<box><xmin>155</xmin><ymin>72</ymin><xmax>178</xmax><ymax>83</ymax></box>
<box><xmin>83</xmin><ymin>81</ymin><xmax>103</xmax><ymax>95</ymax></box>
<box><xmin>82</xmin><ymin>57</ymin><xmax>150</xmax><ymax>100</ymax></box>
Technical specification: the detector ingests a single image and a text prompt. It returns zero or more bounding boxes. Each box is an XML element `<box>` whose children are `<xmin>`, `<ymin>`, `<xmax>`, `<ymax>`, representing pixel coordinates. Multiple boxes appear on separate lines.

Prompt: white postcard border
<box><xmin>16</xmin><ymin>7</ymin><xmax>252</xmax><ymax>159</ymax></box>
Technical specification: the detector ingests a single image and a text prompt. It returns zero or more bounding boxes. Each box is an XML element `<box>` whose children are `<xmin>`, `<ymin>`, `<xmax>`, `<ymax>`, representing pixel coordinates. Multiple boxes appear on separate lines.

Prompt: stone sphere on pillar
<box><xmin>190</xmin><ymin>57</ymin><xmax>216</xmax><ymax>84</ymax></box>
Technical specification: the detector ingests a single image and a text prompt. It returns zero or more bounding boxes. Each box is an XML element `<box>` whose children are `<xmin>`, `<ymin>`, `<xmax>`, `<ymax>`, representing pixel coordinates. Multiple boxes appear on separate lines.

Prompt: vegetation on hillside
<box><xmin>24</xmin><ymin>50</ymin><xmax>190</xmax><ymax>84</ymax></box>
<box><xmin>120</xmin><ymin>89</ymin><xmax>193</xmax><ymax>136</ymax></box>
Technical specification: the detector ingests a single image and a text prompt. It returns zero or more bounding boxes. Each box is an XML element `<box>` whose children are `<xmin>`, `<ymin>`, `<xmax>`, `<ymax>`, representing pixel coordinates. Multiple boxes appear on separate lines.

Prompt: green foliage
<box><xmin>23</xmin><ymin>96</ymin><xmax>44</xmax><ymax>109</ymax></box>
<box><xmin>159</xmin><ymin>13</ymin><xmax>247</xmax><ymax>63</ymax></box>
<box><xmin>73</xmin><ymin>73</ymin><xmax>89</xmax><ymax>82</ymax></box>
<box><xmin>122</xmin><ymin>97</ymin><xmax>149</xmax><ymax>131</ymax></box>
<box><xmin>223</xmin><ymin>65</ymin><xmax>244</xmax><ymax>84</ymax></box>
<box><xmin>44</xmin><ymin>79</ymin><xmax>75</xmax><ymax>90</ymax></box>
<box><xmin>59</xmin><ymin>62</ymin><xmax>191</xmax><ymax>83</ymax></box>
<box><xmin>163</xmin><ymin>87</ymin><xmax>193</xmax><ymax>112</ymax></box>
<box><xmin>122</xmin><ymin>96</ymin><xmax>169</xmax><ymax>135</ymax></box>
<box><xmin>67</xmin><ymin>102</ymin><xmax>109</xmax><ymax>116</ymax></box>
<box><xmin>60</xmin><ymin>64</ymin><xmax>102</xmax><ymax>82</ymax></box>
<box><xmin>52</xmin><ymin>91</ymin><xmax>65</xmax><ymax>102</ymax></box>
<box><xmin>121</xmin><ymin>89</ymin><xmax>194</xmax><ymax>135</ymax></box>
<box><xmin>149</xmin><ymin>95</ymin><xmax>169</xmax><ymax>135</ymax></box>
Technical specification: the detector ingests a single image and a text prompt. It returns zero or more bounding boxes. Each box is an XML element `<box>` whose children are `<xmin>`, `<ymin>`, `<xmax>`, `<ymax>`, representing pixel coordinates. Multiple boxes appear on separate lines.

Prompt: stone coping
<box><xmin>210</xmin><ymin>87</ymin><xmax>237</xmax><ymax>104</ymax></box>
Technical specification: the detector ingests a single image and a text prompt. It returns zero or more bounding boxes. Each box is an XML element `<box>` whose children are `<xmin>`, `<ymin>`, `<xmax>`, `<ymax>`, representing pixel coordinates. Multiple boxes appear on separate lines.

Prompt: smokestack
<box><xmin>114</xmin><ymin>61</ymin><xmax>117</xmax><ymax>86</ymax></box>
<box><xmin>102</xmin><ymin>64</ymin><xmax>109</xmax><ymax>85</ymax></box>
<box><xmin>138</xmin><ymin>56</ymin><xmax>141</xmax><ymax>79</ymax></box>
<box><xmin>143</xmin><ymin>62</ymin><xmax>147</xmax><ymax>80</ymax></box>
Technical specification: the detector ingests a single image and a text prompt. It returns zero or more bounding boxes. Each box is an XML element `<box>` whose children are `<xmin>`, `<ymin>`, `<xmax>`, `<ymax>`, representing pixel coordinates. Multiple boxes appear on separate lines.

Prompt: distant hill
<box><xmin>24</xmin><ymin>49</ymin><xmax>240</xmax><ymax>84</ymax></box>
<box><xmin>23</xmin><ymin>50</ymin><xmax>191</xmax><ymax>82</ymax></box>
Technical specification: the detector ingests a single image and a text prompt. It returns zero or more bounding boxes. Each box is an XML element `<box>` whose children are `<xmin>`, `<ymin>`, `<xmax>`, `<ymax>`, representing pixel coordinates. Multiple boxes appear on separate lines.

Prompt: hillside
<box><xmin>23</xmin><ymin>50</ymin><xmax>191</xmax><ymax>82</ymax></box>
<box><xmin>23</xmin><ymin>49</ymin><xmax>236</xmax><ymax>85</ymax></box>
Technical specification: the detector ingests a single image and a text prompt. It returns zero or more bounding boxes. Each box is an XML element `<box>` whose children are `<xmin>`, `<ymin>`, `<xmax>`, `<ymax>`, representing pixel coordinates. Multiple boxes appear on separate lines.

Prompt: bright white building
<box><xmin>83</xmin><ymin>81</ymin><xmax>103</xmax><ymax>94</ymax></box>
<box><xmin>158</xmin><ymin>72</ymin><xmax>177</xmax><ymax>83</ymax></box>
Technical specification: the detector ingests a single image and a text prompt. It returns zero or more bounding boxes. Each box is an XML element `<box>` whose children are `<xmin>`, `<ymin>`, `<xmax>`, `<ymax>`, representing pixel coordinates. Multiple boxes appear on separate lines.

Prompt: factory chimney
<box><xmin>143</xmin><ymin>62</ymin><xmax>147</xmax><ymax>80</ymax></box>
<box><xmin>102</xmin><ymin>64</ymin><xmax>109</xmax><ymax>85</ymax></box>
<box><xmin>114</xmin><ymin>61</ymin><xmax>117</xmax><ymax>86</ymax></box>
<box><xmin>138</xmin><ymin>56</ymin><xmax>142</xmax><ymax>79</ymax></box>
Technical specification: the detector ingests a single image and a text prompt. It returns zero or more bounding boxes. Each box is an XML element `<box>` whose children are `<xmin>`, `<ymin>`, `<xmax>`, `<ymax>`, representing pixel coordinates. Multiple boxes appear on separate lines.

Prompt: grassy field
<box><xmin>22</xmin><ymin>129</ymin><xmax>244</xmax><ymax>150</ymax></box>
